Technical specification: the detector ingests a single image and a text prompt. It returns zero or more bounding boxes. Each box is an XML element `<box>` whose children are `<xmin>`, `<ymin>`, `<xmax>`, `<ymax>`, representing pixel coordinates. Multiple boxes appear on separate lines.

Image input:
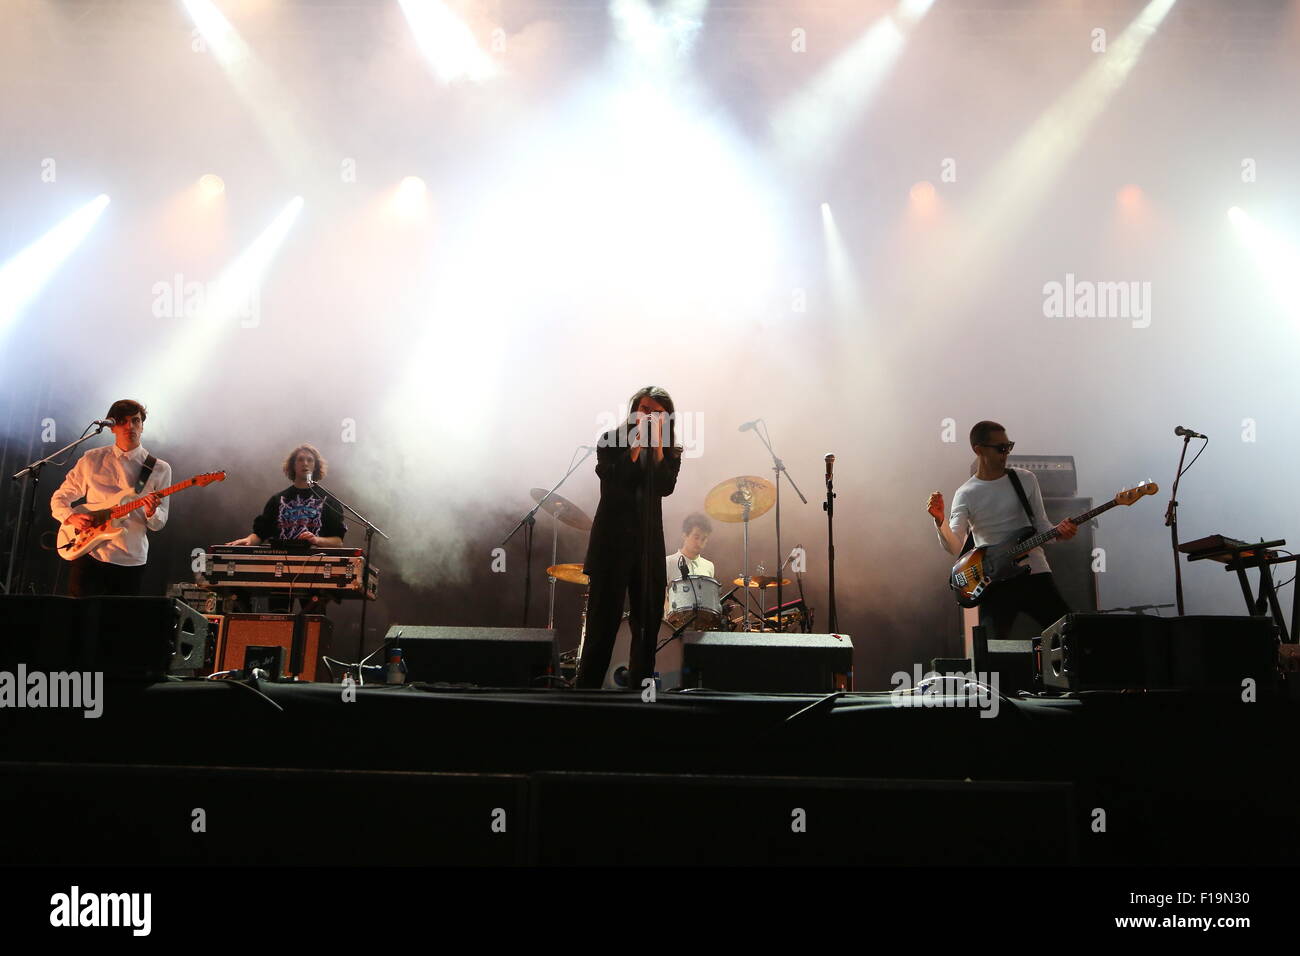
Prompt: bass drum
<box><xmin>603</xmin><ymin>617</ymin><xmax>682</xmax><ymax>690</ymax></box>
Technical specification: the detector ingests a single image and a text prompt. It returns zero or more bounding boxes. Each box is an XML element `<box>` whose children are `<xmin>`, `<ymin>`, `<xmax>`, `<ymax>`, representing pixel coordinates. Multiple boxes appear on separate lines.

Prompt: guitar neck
<box><xmin>110</xmin><ymin>477</ymin><xmax>194</xmax><ymax>517</ymax></box>
<box><xmin>1012</xmin><ymin>499</ymin><xmax>1118</xmax><ymax>556</ymax></box>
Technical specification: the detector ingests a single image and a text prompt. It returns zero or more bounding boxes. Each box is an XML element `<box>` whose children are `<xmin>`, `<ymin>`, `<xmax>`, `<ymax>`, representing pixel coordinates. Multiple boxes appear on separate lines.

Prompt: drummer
<box><xmin>666</xmin><ymin>512</ymin><xmax>715</xmax><ymax>583</ymax></box>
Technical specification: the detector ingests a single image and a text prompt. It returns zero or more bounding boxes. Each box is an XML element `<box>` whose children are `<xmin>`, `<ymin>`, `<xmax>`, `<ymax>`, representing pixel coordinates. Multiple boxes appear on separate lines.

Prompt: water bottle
<box><xmin>385</xmin><ymin>646</ymin><xmax>407</xmax><ymax>685</ymax></box>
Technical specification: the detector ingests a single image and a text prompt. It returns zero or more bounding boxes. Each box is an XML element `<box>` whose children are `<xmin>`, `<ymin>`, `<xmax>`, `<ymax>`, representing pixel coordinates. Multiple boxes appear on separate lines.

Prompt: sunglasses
<box><xmin>979</xmin><ymin>442</ymin><xmax>1015</xmax><ymax>454</ymax></box>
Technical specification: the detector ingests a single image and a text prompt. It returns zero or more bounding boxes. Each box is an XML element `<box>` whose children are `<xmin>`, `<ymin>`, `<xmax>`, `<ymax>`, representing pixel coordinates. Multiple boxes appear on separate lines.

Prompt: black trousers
<box><xmin>66</xmin><ymin>556</ymin><xmax>146</xmax><ymax>598</ymax></box>
<box><xmin>576</xmin><ymin>560</ymin><xmax>662</xmax><ymax>690</ymax></box>
<box><xmin>978</xmin><ymin>572</ymin><xmax>1070</xmax><ymax>640</ymax></box>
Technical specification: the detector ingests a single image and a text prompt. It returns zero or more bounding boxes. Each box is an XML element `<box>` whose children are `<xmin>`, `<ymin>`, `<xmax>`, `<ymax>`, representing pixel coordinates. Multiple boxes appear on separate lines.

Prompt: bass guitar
<box><xmin>949</xmin><ymin>481</ymin><xmax>1158</xmax><ymax>607</ymax></box>
<box><xmin>57</xmin><ymin>471</ymin><xmax>226</xmax><ymax>561</ymax></box>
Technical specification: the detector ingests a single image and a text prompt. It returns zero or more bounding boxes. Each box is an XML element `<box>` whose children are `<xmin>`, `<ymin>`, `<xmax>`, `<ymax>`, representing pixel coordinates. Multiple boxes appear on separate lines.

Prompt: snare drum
<box><xmin>665</xmin><ymin>575</ymin><xmax>723</xmax><ymax>631</ymax></box>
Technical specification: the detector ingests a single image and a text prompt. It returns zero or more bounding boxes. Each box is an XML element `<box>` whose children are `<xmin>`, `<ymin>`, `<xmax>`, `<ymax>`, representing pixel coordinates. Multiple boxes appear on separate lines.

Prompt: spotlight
<box><xmin>1117</xmin><ymin>184</ymin><xmax>1143</xmax><ymax>207</ymax></box>
<box><xmin>394</xmin><ymin>176</ymin><xmax>429</xmax><ymax>216</ymax></box>
<box><xmin>199</xmin><ymin>174</ymin><xmax>226</xmax><ymax>198</ymax></box>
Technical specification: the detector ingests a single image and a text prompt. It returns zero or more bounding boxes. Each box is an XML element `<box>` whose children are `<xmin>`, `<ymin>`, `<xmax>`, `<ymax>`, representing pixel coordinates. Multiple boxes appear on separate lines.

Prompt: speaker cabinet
<box><xmin>680</xmin><ymin>632</ymin><xmax>854</xmax><ymax>692</ymax></box>
<box><xmin>1043</xmin><ymin>497</ymin><xmax>1099</xmax><ymax>614</ymax></box>
<box><xmin>0</xmin><ymin>595</ymin><xmax>208</xmax><ymax>680</ymax></box>
<box><xmin>221</xmin><ymin>614</ymin><xmax>332</xmax><ymax>681</ymax></box>
<box><xmin>1040</xmin><ymin>613</ymin><xmax>1279</xmax><ymax>691</ymax></box>
<box><xmin>382</xmin><ymin>626</ymin><xmax>557</xmax><ymax>687</ymax></box>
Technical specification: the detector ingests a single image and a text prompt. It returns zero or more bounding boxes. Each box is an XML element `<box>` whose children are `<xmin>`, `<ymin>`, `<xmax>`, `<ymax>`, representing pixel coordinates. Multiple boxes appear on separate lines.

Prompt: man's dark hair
<box><xmin>106</xmin><ymin>399</ymin><xmax>147</xmax><ymax>424</ymax></box>
<box><xmin>969</xmin><ymin>420</ymin><xmax>1005</xmax><ymax>449</ymax></box>
<box><xmin>682</xmin><ymin>512</ymin><xmax>712</xmax><ymax>537</ymax></box>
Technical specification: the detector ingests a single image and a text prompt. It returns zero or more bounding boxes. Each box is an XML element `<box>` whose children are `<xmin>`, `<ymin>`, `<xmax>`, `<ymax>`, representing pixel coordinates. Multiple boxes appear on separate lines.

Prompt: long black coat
<box><xmin>582</xmin><ymin>425</ymin><xmax>682</xmax><ymax>583</ymax></box>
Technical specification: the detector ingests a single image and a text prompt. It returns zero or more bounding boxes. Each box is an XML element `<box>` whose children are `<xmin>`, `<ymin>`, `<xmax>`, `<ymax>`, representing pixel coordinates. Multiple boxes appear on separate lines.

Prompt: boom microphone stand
<box><xmin>307</xmin><ymin>478</ymin><xmax>388</xmax><ymax>662</ymax></box>
<box><xmin>745</xmin><ymin>420</ymin><xmax>807</xmax><ymax>630</ymax></box>
<box><xmin>1164</xmin><ymin>428</ymin><xmax>1208</xmax><ymax>617</ymax></box>
<box><xmin>6</xmin><ymin>421</ymin><xmax>107</xmax><ymax>595</ymax></box>
<box><xmin>501</xmin><ymin>444</ymin><xmax>595</xmax><ymax>627</ymax></box>
<box><xmin>824</xmin><ymin>453</ymin><xmax>837</xmax><ymax>633</ymax></box>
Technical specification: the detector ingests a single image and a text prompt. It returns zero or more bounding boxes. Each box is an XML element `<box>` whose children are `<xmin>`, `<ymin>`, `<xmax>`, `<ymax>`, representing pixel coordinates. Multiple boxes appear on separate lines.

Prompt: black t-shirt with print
<box><xmin>252</xmin><ymin>485</ymin><xmax>347</xmax><ymax>542</ymax></box>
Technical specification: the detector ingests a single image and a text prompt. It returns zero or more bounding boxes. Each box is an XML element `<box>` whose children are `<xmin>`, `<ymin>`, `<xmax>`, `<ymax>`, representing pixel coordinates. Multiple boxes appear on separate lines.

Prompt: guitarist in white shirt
<box><xmin>927</xmin><ymin>421</ymin><xmax>1076</xmax><ymax>639</ymax></box>
<box><xmin>50</xmin><ymin>399</ymin><xmax>169</xmax><ymax>597</ymax></box>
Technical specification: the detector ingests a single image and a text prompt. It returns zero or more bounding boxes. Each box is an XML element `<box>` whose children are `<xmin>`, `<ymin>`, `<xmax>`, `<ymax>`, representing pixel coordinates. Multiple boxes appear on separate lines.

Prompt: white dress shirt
<box><xmin>666</xmin><ymin>550</ymin><xmax>715</xmax><ymax>583</ymax></box>
<box><xmin>50</xmin><ymin>443</ymin><xmax>172</xmax><ymax>566</ymax></box>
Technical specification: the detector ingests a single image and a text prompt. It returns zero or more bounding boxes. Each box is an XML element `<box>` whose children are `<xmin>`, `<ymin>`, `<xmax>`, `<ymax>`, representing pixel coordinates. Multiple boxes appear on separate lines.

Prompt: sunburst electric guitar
<box><xmin>57</xmin><ymin>471</ymin><xmax>226</xmax><ymax>561</ymax></box>
<box><xmin>949</xmin><ymin>481</ymin><xmax>1159</xmax><ymax>607</ymax></box>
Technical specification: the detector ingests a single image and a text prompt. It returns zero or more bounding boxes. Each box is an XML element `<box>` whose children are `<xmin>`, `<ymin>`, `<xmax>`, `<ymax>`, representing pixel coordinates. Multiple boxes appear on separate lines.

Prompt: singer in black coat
<box><xmin>577</xmin><ymin>389</ymin><xmax>682</xmax><ymax>690</ymax></box>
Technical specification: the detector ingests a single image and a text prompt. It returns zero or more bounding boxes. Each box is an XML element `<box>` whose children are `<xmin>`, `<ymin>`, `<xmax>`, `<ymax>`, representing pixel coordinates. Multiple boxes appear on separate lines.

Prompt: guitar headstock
<box><xmin>1115</xmin><ymin>480</ymin><xmax>1159</xmax><ymax>506</ymax></box>
<box><xmin>193</xmin><ymin>471</ymin><xmax>227</xmax><ymax>486</ymax></box>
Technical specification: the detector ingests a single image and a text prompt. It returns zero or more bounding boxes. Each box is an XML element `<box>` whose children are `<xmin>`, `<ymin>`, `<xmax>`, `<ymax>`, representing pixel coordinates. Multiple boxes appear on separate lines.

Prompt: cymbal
<box><xmin>704</xmin><ymin>475</ymin><xmax>776</xmax><ymax>523</ymax></box>
<box><xmin>547</xmin><ymin>563</ymin><xmax>590</xmax><ymax>586</ymax></box>
<box><xmin>732</xmin><ymin>575</ymin><xmax>792</xmax><ymax>589</ymax></box>
<box><xmin>530</xmin><ymin>488</ymin><xmax>593</xmax><ymax>531</ymax></box>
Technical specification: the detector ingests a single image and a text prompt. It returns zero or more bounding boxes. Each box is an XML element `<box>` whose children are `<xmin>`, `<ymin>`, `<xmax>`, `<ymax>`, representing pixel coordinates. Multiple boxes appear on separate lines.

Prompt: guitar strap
<box><xmin>1005</xmin><ymin>468</ymin><xmax>1036</xmax><ymax>525</ymax></box>
<box><xmin>134</xmin><ymin>454</ymin><xmax>158</xmax><ymax>495</ymax></box>
<box><xmin>960</xmin><ymin>469</ymin><xmax>1036</xmax><ymax>553</ymax></box>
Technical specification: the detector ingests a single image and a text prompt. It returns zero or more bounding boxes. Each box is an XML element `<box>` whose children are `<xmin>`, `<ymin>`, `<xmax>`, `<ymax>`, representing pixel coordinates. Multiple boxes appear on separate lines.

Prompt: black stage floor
<box><xmin>2</xmin><ymin>680</ymin><xmax>1295</xmax><ymax>865</ymax></box>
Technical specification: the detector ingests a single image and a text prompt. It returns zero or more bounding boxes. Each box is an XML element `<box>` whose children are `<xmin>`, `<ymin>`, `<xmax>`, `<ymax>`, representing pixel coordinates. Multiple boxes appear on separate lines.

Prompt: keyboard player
<box><xmin>225</xmin><ymin>443</ymin><xmax>346</xmax><ymax>549</ymax></box>
<box><xmin>223</xmin><ymin>443</ymin><xmax>346</xmax><ymax>613</ymax></box>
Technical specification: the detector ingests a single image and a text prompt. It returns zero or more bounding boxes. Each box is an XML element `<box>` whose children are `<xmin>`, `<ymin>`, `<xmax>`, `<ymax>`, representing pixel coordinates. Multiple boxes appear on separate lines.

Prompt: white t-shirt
<box><xmin>666</xmin><ymin>550</ymin><xmax>715</xmax><ymax>583</ymax></box>
<box><xmin>942</xmin><ymin>468</ymin><xmax>1054</xmax><ymax>575</ymax></box>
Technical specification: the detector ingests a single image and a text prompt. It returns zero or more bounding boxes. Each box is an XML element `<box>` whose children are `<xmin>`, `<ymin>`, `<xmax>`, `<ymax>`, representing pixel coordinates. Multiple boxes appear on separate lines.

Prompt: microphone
<box><xmin>93</xmin><ymin>420</ymin><xmax>116</xmax><ymax>428</ymax></box>
<box><xmin>738</xmin><ymin>419</ymin><xmax>760</xmax><ymax>432</ymax></box>
<box><xmin>679</xmin><ymin>555</ymin><xmax>690</xmax><ymax>581</ymax></box>
<box><xmin>1174</xmin><ymin>426</ymin><xmax>1207</xmax><ymax>440</ymax></box>
<box><xmin>824</xmin><ymin>453</ymin><xmax>835</xmax><ymax>482</ymax></box>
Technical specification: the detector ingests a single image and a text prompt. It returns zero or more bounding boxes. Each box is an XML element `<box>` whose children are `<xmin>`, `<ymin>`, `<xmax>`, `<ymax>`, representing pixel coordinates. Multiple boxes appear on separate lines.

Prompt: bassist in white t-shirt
<box><xmin>927</xmin><ymin>421</ymin><xmax>1076</xmax><ymax>639</ymax></box>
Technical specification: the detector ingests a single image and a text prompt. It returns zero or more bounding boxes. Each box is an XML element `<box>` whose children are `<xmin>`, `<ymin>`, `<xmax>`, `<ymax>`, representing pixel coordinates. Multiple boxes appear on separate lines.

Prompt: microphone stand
<box><xmin>1164</xmin><ymin>434</ymin><xmax>1194</xmax><ymax>616</ymax></box>
<box><xmin>746</xmin><ymin>421</ymin><xmax>807</xmax><ymax>631</ymax></box>
<box><xmin>500</xmin><ymin>444</ymin><xmax>595</xmax><ymax>627</ymax></box>
<box><xmin>6</xmin><ymin>421</ymin><xmax>107</xmax><ymax>596</ymax></box>
<box><xmin>307</xmin><ymin>479</ymin><xmax>388</xmax><ymax>663</ymax></box>
<box><xmin>824</xmin><ymin>456</ymin><xmax>837</xmax><ymax>633</ymax></box>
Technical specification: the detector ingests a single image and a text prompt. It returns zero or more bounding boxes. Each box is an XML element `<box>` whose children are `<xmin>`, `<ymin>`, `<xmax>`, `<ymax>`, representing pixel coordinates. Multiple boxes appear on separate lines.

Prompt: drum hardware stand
<box><xmin>307</xmin><ymin>478</ymin><xmax>388</xmax><ymax>664</ymax></box>
<box><xmin>6</xmin><ymin>420</ymin><xmax>107</xmax><ymax>596</ymax></box>
<box><xmin>658</xmin><ymin>609</ymin><xmax>700</xmax><ymax>654</ymax></box>
<box><xmin>823</xmin><ymin>452</ymin><xmax>837</xmax><ymax>633</ymax></box>
<box><xmin>501</xmin><ymin>444</ymin><xmax>594</xmax><ymax>627</ymax></box>
<box><xmin>744</xmin><ymin>420</ymin><xmax>808</xmax><ymax>631</ymax></box>
<box><xmin>738</xmin><ymin>485</ymin><xmax>755</xmax><ymax>630</ymax></box>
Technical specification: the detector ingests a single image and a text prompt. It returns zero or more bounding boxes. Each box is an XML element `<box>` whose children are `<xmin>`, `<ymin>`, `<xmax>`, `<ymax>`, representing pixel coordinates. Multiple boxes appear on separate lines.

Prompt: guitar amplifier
<box><xmin>220</xmin><ymin>614</ymin><xmax>333</xmax><ymax>681</ymax></box>
<box><xmin>970</xmin><ymin>455</ymin><xmax>1076</xmax><ymax>497</ymax></box>
<box><xmin>200</xmin><ymin>614</ymin><xmax>226</xmax><ymax>676</ymax></box>
<box><xmin>1040</xmin><ymin>613</ymin><xmax>1279</xmax><ymax>691</ymax></box>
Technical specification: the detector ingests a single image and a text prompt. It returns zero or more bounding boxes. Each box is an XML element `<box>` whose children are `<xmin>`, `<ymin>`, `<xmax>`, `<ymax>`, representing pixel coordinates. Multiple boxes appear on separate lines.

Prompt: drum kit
<box><xmin>537</xmin><ymin>473</ymin><xmax>814</xmax><ymax>673</ymax></box>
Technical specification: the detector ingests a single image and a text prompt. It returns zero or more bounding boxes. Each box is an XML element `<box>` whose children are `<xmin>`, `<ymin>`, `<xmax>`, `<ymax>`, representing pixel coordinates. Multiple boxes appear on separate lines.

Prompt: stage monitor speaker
<box><xmin>383</xmin><ymin>625</ymin><xmax>557</xmax><ymax>688</ymax></box>
<box><xmin>0</xmin><ymin>595</ymin><xmax>208</xmax><ymax>680</ymax></box>
<box><xmin>221</xmin><ymin>614</ymin><xmax>332</xmax><ymax>681</ymax></box>
<box><xmin>90</xmin><ymin>596</ymin><xmax>210</xmax><ymax>679</ymax></box>
<box><xmin>680</xmin><ymin>632</ymin><xmax>853</xmax><ymax>692</ymax></box>
<box><xmin>1040</xmin><ymin>613</ymin><xmax>1278</xmax><ymax>691</ymax></box>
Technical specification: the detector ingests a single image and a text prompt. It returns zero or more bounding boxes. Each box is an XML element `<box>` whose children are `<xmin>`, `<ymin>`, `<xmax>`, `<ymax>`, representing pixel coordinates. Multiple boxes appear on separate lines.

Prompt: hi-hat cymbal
<box><xmin>547</xmin><ymin>563</ymin><xmax>590</xmax><ymax>586</ymax></box>
<box><xmin>704</xmin><ymin>475</ymin><xmax>776</xmax><ymax>523</ymax></box>
<box><xmin>531</xmin><ymin>488</ymin><xmax>593</xmax><ymax>531</ymax></box>
<box><xmin>732</xmin><ymin>575</ymin><xmax>792</xmax><ymax>589</ymax></box>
